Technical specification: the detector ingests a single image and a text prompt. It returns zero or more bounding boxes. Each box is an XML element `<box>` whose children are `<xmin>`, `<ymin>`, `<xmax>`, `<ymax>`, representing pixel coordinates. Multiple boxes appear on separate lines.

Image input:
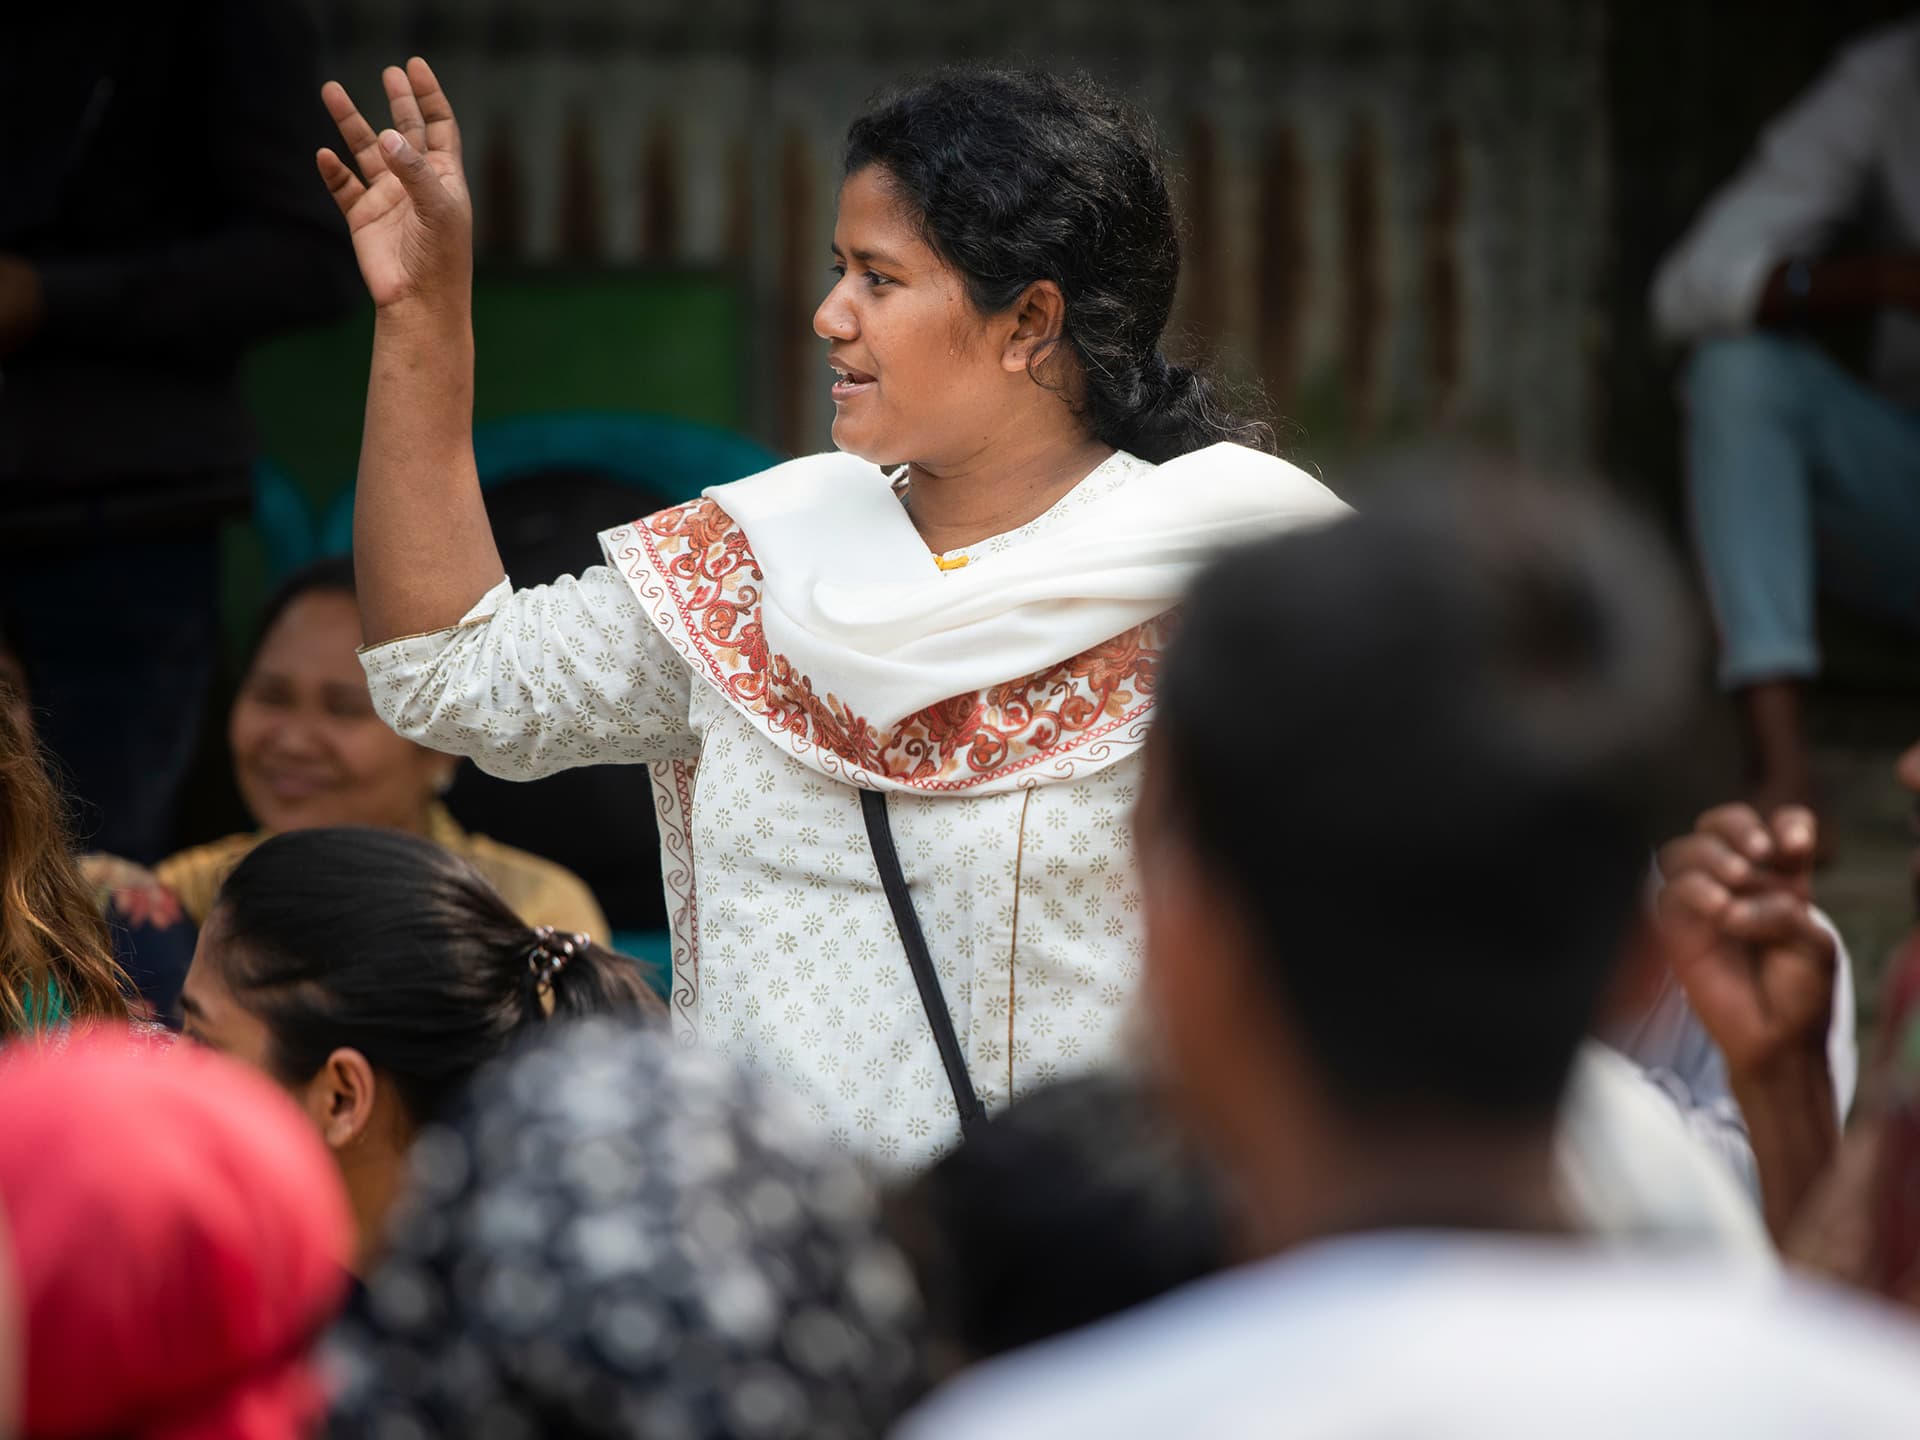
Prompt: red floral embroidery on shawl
<box><xmin>629</xmin><ymin>498</ymin><xmax>1163</xmax><ymax>790</ymax></box>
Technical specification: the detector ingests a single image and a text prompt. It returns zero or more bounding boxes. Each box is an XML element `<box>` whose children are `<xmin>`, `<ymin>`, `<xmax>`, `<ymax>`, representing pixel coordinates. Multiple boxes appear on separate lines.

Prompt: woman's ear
<box><xmin>302</xmin><ymin>1048</ymin><xmax>379</xmax><ymax>1151</ymax></box>
<box><xmin>1002</xmin><ymin>280</ymin><xmax>1068</xmax><ymax>375</ymax></box>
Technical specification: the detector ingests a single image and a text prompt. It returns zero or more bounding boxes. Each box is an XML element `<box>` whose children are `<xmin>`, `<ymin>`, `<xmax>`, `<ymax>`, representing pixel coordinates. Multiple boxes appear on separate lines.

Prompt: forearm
<box><xmin>1754</xmin><ymin>255</ymin><xmax>1920</xmax><ymax>328</ymax></box>
<box><xmin>1730</xmin><ymin>1050</ymin><xmax>1839</xmax><ymax>1245</ymax></box>
<box><xmin>353</xmin><ymin>304</ymin><xmax>502</xmax><ymax>642</ymax></box>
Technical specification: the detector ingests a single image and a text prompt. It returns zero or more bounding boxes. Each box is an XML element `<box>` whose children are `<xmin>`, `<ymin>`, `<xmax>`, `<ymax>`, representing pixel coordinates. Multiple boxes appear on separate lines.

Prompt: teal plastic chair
<box><xmin>319</xmin><ymin>411</ymin><xmax>778</xmax><ymax>555</ymax></box>
<box><xmin>611</xmin><ymin>930</ymin><xmax>674</xmax><ymax>1000</ymax></box>
<box><xmin>250</xmin><ymin>461</ymin><xmax>319</xmax><ymax>579</ymax></box>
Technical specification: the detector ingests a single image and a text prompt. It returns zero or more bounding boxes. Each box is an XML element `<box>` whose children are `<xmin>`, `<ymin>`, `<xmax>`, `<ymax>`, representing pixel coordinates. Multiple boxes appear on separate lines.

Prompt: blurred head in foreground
<box><xmin>890</xmin><ymin>1072</ymin><xmax>1229</xmax><ymax>1377</ymax></box>
<box><xmin>182</xmin><ymin>827</ymin><xmax>660</xmax><ymax>1272</ymax></box>
<box><xmin>328</xmin><ymin>1020</ymin><xmax>925</xmax><ymax>1438</ymax></box>
<box><xmin>0</xmin><ymin>1030</ymin><xmax>352</xmax><ymax>1439</ymax></box>
<box><xmin>1138</xmin><ymin>461</ymin><xmax>1700</xmax><ymax>1248</ymax></box>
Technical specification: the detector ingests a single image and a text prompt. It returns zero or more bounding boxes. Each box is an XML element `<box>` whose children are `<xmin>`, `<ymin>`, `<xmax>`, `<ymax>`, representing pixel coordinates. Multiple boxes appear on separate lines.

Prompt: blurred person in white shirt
<box><xmin>901</xmin><ymin>464</ymin><xmax>1920</xmax><ymax>1440</ymax></box>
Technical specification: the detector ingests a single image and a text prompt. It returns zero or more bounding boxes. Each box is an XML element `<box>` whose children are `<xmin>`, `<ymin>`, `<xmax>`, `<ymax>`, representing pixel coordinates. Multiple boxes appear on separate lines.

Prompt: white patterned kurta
<box><xmin>363</xmin><ymin>457</ymin><xmax>1161</xmax><ymax>1173</ymax></box>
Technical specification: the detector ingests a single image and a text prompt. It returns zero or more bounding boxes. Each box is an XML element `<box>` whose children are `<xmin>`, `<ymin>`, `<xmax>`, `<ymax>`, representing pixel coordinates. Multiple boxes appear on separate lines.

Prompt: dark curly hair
<box><xmin>844</xmin><ymin>67</ymin><xmax>1274</xmax><ymax>465</ymax></box>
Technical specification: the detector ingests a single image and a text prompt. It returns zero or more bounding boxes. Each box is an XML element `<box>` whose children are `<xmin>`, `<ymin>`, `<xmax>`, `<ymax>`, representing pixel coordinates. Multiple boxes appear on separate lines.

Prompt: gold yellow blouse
<box><xmin>154</xmin><ymin>804</ymin><xmax>610</xmax><ymax>943</ymax></box>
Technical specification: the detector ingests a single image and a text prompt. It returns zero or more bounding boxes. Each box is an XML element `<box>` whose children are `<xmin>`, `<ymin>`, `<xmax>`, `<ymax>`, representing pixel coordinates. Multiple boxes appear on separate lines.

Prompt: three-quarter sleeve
<box><xmin>360</xmin><ymin>566</ymin><xmax>699</xmax><ymax>780</ymax></box>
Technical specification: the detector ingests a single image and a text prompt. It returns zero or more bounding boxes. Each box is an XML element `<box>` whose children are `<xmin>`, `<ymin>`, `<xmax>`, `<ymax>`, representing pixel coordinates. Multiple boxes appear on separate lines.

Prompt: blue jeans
<box><xmin>1685</xmin><ymin>334</ymin><xmax>1920</xmax><ymax>689</ymax></box>
<box><xmin>0</xmin><ymin>536</ymin><xmax>219</xmax><ymax>861</ymax></box>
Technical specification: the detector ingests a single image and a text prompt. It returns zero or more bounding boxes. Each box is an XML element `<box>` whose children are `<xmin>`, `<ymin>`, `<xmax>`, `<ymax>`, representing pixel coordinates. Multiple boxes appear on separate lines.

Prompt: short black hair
<box><xmin>889</xmin><ymin>1073</ymin><xmax>1227</xmax><ymax>1367</ymax></box>
<box><xmin>1153</xmin><ymin>460</ymin><xmax>1702</xmax><ymax>1126</ymax></box>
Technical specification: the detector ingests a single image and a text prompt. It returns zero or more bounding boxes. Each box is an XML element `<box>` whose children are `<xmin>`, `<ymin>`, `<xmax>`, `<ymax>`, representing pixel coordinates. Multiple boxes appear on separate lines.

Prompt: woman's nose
<box><xmin>260</xmin><ymin>713</ymin><xmax>328</xmax><ymax>760</ymax></box>
<box><xmin>814</xmin><ymin>279</ymin><xmax>856</xmax><ymax>341</ymax></box>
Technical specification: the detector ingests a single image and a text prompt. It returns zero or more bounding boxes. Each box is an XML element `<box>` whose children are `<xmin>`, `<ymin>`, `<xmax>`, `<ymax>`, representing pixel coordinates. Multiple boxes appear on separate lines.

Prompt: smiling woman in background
<box><xmin>156</xmin><ymin>557</ymin><xmax>608</xmax><ymax>939</ymax></box>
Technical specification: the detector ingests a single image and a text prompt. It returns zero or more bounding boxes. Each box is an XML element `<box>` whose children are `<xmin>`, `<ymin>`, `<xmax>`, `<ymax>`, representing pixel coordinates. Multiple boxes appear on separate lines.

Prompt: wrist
<box><xmin>373</xmin><ymin>294</ymin><xmax>472</xmax><ymax>342</ymax></box>
<box><xmin>1730</xmin><ymin>1041</ymin><xmax>1836</xmax><ymax>1120</ymax></box>
<box><xmin>1730</xmin><ymin>1041</ymin><xmax>1839</xmax><ymax>1242</ymax></box>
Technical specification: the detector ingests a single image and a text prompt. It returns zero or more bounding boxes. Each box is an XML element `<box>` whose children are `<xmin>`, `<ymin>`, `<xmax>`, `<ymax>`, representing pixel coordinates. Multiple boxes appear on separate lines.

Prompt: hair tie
<box><xmin>526</xmin><ymin>926</ymin><xmax>588</xmax><ymax>1018</ymax></box>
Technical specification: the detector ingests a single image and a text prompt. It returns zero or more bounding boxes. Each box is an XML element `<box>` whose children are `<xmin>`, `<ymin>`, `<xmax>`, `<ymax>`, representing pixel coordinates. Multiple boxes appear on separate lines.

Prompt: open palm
<box><xmin>317</xmin><ymin>58</ymin><xmax>472</xmax><ymax>312</ymax></box>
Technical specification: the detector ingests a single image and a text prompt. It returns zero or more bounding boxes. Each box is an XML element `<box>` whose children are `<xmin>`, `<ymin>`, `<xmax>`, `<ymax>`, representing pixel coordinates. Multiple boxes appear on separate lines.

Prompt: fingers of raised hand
<box><xmin>383</xmin><ymin>65</ymin><xmax>428</xmax><ymax>149</ymax></box>
<box><xmin>1696</xmin><ymin>803</ymin><xmax>1774</xmax><ymax>862</ymax></box>
<box><xmin>1768</xmin><ymin>804</ymin><xmax>1819</xmax><ymax>894</ymax></box>
<box><xmin>1658</xmin><ymin>869</ymin><xmax>1732</xmax><ymax>930</ymax></box>
<box><xmin>406</xmin><ymin>56</ymin><xmax>463</xmax><ymax>160</ymax></box>
<box><xmin>1720</xmin><ymin>891</ymin><xmax>1831</xmax><ymax>965</ymax></box>
<box><xmin>315</xmin><ymin>147</ymin><xmax>366</xmax><ymax>214</ymax></box>
<box><xmin>322</xmin><ymin>80</ymin><xmax>387</xmax><ymax>180</ymax></box>
<box><xmin>1657</xmin><ymin>833</ymin><xmax>1754</xmax><ymax>891</ymax></box>
<box><xmin>1771</xmin><ymin>804</ymin><xmax>1817</xmax><ymax>855</ymax></box>
<box><xmin>372</xmin><ymin>129</ymin><xmax>448</xmax><ymax>213</ymax></box>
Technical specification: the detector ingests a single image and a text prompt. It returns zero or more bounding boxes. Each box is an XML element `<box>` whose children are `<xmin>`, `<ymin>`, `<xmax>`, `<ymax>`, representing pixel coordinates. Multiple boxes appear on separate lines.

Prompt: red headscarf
<box><xmin>0</xmin><ymin>1028</ymin><xmax>353</xmax><ymax>1438</ymax></box>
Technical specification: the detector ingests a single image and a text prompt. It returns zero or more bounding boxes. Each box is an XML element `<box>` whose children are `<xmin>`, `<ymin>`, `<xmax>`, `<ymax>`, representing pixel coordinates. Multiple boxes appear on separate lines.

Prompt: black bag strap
<box><xmin>860</xmin><ymin>788</ymin><xmax>988</xmax><ymax>1137</ymax></box>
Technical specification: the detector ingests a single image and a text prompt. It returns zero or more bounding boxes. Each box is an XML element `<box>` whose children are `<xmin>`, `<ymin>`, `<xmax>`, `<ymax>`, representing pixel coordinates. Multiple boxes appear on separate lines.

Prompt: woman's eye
<box><xmin>829</xmin><ymin>262</ymin><xmax>846</xmax><ymax>278</ymax></box>
<box><xmin>864</xmin><ymin>271</ymin><xmax>893</xmax><ymax>288</ymax></box>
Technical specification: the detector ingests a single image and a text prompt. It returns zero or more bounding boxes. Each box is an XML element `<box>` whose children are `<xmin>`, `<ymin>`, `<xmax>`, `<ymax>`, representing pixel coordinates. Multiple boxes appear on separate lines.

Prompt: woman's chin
<box><xmin>829</xmin><ymin>417</ymin><xmax>891</xmax><ymax>464</ymax></box>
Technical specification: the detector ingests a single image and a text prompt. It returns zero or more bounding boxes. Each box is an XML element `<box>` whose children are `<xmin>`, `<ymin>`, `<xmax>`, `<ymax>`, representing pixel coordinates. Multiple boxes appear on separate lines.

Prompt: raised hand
<box><xmin>1656</xmin><ymin>803</ymin><xmax>1834</xmax><ymax>1075</ymax></box>
<box><xmin>1658</xmin><ymin>803</ymin><xmax>1840</xmax><ymax>1242</ymax></box>
<box><xmin>317</xmin><ymin>57</ymin><xmax>472</xmax><ymax>314</ymax></box>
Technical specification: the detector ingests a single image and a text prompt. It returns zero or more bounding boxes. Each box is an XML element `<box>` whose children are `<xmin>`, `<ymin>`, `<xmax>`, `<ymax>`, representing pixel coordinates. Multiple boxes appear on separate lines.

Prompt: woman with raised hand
<box><xmin>179</xmin><ymin>825</ymin><xmax>660</xmax><ymax>1273</ymax></box>
<box><xmin>319</xmin><ymin>59</ymin><xmax>1344</xmax><ymax>1171</ymax></box>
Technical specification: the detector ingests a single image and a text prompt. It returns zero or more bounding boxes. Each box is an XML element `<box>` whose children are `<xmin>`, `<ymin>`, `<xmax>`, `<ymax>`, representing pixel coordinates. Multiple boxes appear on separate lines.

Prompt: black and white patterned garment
<box><xmin>325</xmin><ymin>1020</ymin><xmax>927</xmax><ymax>1439</ymax></box>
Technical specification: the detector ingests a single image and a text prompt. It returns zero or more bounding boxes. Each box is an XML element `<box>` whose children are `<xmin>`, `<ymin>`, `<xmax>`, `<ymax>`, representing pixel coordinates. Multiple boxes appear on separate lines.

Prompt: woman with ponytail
<box><xmin>321</xmin><ymin>60</ymin><xmax>1344</xmax><ymax>1172</ymax></box>
<box><xmin>179</xmin><ymin>826</ymin><xmax>659</xmax><ymax>1272</ymax></box>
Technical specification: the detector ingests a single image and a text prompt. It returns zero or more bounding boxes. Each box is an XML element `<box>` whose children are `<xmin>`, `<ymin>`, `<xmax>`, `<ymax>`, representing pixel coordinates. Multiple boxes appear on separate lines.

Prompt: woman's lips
<box><xmin>259</xmin><ymin>771</ymin><xmax>333</xmax><ymax>801</ymax></box>
<box><xmin>830</xmin><ymin>363</ymin><xmax>876</xmax><ymax>402</ymax></box>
